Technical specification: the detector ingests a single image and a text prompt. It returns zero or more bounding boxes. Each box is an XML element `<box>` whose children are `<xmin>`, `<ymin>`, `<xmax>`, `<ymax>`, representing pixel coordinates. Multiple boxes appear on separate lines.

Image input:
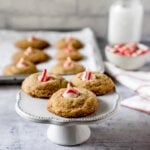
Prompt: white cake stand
<box><xmin>15</xmin><ymin>90</ymin><xmax>120</xmax><ymax>146</ymax></box>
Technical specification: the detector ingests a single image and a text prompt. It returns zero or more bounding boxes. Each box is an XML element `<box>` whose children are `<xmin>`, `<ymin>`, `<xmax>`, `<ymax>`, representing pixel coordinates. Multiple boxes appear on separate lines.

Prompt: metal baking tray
<box><xmin>0</xmin><ymin>28</ymin><xmax>104</xmax><ymax>84</ymax></box>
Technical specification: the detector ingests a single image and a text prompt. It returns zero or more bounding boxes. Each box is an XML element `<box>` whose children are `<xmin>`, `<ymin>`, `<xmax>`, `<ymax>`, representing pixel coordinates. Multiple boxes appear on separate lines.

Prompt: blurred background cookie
<box><xmin>15</xmin><ymin>35</ymin><xmax>50</xmax><ymax>49</ymax></box>
<box><xmin>12</xmin><ymin>47</ymin><xmax>50</xmax><ymax>64</ymax></box>
<box><xmin>3</xmin><ymin>58</ymin><xmax>38</xmax><ymax>76</ymax></box>
<box><xmin>51</xmin><ymin>57</ymin><xmax>85</xmax><ymax>75</ymax></box>
<box><xmin>56</xmin><ymin>36</ymin><xmax>83</xmax><ymax>50</ymax></box>
<box><xmin>56</xmin><ymin>45</ymin><xmax>83</xmax><ymax>61</ymax></box>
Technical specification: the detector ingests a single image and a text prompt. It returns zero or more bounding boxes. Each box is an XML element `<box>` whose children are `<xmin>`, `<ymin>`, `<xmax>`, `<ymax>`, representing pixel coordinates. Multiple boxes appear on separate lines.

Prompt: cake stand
<box><xmin>15</xmin><ymin>90</ymin><xmax>120</xmax><ymax>146</ymax></box>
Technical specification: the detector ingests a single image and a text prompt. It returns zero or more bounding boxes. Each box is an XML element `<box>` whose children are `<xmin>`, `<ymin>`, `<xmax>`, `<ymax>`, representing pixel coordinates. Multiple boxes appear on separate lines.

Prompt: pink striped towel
<box><xmin>105</xmin><ymin>62</ymin><xmax>150</xmax><ymax>114</ymax></box>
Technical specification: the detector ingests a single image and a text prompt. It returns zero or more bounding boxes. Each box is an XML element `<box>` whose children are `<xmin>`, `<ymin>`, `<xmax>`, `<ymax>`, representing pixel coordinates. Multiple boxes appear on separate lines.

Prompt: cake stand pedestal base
<box><xmin>47</xmin><ymin>125</ymin><xmax>91</xmax><ymax>146</ymax></box>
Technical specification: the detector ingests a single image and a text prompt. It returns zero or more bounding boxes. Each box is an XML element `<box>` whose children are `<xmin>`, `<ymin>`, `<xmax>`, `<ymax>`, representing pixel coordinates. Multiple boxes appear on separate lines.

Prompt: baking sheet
<box><xmin>0</xmin><ymin>28</ymin><xmax>104</xmax><ymax>84</ymax></box>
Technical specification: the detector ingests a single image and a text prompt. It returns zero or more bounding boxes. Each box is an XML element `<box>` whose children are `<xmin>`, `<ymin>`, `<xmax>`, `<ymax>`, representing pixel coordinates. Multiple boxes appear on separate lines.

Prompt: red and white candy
<box><xmin>64</xmin><ymin>44</ymin><xmax>74</xmax><ymax>53</ymax></box>
<box><xmin>109</xmin><ymin>43</ymin><xmax>149</xmax><ymax>57</ymax></box>
<box><xmin>28</xmin><ymin>35</ymin><xmax>36</xmax><ymax>42</ymax></box>
<box><xmin>63</xmin><ymin>83</ymin><xmax>79</xmax><ymax>98</ymax></box>
<box><xmin>38</xmin><ymin>69</ymin><xmax>52</xmax><ymax>82</ymax></box>
<box><xmin>24</xmin><ymin>47</ymin><xmax>33</xmax><ymax>55</ymax></box>
<box><xmin>82</xmin><ymin>70</ymin><xmax>95</xmax><ymax>81</ymax></box>
<box><xmin>16</xmin><ymin>58</ymin><xmax>29</xmax><ymax>68</ymax></box>
<box><xmin>63</xmin><ymin>57</ymin><xmax>73</xmax><ymax>68</ymax></box>
<box><xmin>65</xmin><ymin>35</ymin><xmax>72</xmax><ymax>43</ymax></box>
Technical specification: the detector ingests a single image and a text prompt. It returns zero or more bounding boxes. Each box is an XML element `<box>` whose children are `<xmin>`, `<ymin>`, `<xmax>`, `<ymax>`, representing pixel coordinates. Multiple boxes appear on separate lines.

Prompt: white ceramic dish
<box><xmin>15</xmin><ymin>90</ymin><xmax>119</xmax><ymax>145</ymax></box>
<box><xmin>105</xmin><ymin>43</ymin><xmax>150</xmax><ymax>70</ymax></box>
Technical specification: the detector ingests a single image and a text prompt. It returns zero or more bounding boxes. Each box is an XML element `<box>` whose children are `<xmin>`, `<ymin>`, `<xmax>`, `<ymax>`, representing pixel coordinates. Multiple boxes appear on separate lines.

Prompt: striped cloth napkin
<box><xmin>105</xmin><ymin>62</ymin><xmax>150</xmax><ymax>114</ymax></box>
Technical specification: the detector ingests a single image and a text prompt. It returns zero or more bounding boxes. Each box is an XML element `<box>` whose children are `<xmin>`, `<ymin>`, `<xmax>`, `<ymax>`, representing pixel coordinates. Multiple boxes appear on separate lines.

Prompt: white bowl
<box><xmin>105</xmin><ymin>43</ymin><xmax>150</xmax><ymax>70</ymax></box>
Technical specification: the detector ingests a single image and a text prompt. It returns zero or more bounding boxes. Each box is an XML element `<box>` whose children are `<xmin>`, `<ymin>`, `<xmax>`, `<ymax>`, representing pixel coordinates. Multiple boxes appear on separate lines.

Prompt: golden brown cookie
<box><xmin>71</xmin><ymin>71</ymin><xmax>115</xmax><ymax>96</ymax></box>
<box><xmin>22</xmin><ymin>69</ymin><xmax>68</xmax><ymax>98</ymax></box>
<box><xmin>15</xmin><ymin>36</ymin><xmax>50</xmax><ymax>49</ymax></box>
<box><xmin>56</xmin><ymin>46</ymin><xmax>83</xmax><ymax>61</ymax></box>
<box><xmin>12</xmin><ymin>47</ymin><xmax>49</xmax><ymax>64</ymax></box>
<box><xmin>51</xmin><ymin>57</ymin><xmax>85</xmax><ymax>75</ymax></box>
<box><xmin>3</xmin><ymin>58</ymin><xmax>38</xmax><ymax>76</ymax></box>
<box><xmin>47</xmin><ymin>84</ymin><xmax>98</xmax><ymax>118</ymax></box>
<box><xmin>56</xmin><ymin>36</ymin><xmax>83</xmax><ymax>50</ymax></box>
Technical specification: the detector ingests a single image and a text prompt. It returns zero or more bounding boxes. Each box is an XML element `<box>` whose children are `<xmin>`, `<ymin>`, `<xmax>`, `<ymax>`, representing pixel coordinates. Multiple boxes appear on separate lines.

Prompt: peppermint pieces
<box><xmin>28</xmin><ymin>35</ymin><xmax>36</xmax><ymax>42</ymax></box>
<box><xmin>24</xmin><ymin>47</ymin><xmax>33</xmax><ymax>55</ymax></box>
<box><xmin>38</xmin><ymin>69</ymin><xmax>52</xmax><ymax>82</ymax></box>
<box><xmin>81</xmin><ymin>70</ymin><xmax>95</xmax><ymax>81</ymax></box>
<box><xmin>109</xmin><ymin>43</ymin><xmax>149</xmax><ymax>57</ymax></box>
<box><xmin>63</xmin><ymin>83</ymin><xmax>79</xmax><ymax>98</ymax></box>
<box><xmin>65</xmin><ymin>35</ymin><xmax>72</xmax><ymax>43</ymax></box>
<box><xmin>63</xmin><ymin>57</ymin><xmax>73</xmax><ymax>68</ymax></box>
<box><xmin>64</xmin><ymin>44</ymin><xmax>74</xmax><ymax>53</ymax></box>
<box><xmin>16</xmin><ymin>58</ymin><xmax>29</xmax><ymax>68</ymax></box>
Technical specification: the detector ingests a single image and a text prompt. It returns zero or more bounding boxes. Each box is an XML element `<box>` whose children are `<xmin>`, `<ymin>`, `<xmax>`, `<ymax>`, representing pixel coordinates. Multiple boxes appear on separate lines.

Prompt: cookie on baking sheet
<box><xmin>12</xmin><ymin>47</ymin><xmax>49</xmax><ymax>64</ymax></box>
<box><xmin>3</xmin><ymin>58</ymin><xmax>38</xmax><ymax>76</ymax></box>
<box><xmin>47</xmin><ymin>83</ymin><xmax>98</xmax><ymax>118</ymax></box>
<box><xmin>71</xmin><ymin>71</ymin><xmax>115</xmax><ymax>96</ymax></box>
<box><xmin>51</xmin><ymin>57</ymin><xmax>85</xmax><ymax>75</ymax></box>
<box><xmin>22</xmin><ymin>69</ymin><xmax>68</xmax><ymax>98</ymax></box>
<box><xmin>56</xmin><ymin>36</ymin><xmax>83</xmax><ymax>50</ymax></box>
<box><xmin>15</xmin><ymin>35</ymin><xmax>50</xmax><ymax>49</ymax></box>
<box><xmin>56</xmin><ymin>45</ymin><xmax>83</xmax><ymax>61</ymax></box>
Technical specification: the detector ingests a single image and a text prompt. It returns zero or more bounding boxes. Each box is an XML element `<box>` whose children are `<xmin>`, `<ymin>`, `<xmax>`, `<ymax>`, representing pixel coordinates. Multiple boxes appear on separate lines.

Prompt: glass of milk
<box><xmin>108</xmin><ymin>0</ymin><xmax>144</xmax><ymax>44</ymax></box>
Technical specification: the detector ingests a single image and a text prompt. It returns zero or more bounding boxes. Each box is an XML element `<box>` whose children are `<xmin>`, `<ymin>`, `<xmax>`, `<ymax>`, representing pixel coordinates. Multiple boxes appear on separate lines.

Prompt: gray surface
<box><xmin>0</xmin><ymin>85</ymin><xmax>150</xmax><ymax>150</ymax></box>
<box><xmin>0</xmin><ymin>0</ymin><xmax>150</xmax><ymax>38</ymax></box>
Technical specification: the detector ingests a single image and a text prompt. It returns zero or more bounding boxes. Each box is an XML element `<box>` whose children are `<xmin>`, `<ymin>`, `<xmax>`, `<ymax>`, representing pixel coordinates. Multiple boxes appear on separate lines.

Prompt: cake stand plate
<box><xmin>15</xmin><ymin>90</ymin><xmax>120</xmax><ymax>145</ymax></box>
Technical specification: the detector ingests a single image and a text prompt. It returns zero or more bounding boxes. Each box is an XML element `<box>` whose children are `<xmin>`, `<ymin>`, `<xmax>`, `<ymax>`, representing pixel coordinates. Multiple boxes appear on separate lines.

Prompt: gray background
<box><xmin>0</xmin><ymin>0</ymin><xmax>150</xmax><ymax>38</ymax></box>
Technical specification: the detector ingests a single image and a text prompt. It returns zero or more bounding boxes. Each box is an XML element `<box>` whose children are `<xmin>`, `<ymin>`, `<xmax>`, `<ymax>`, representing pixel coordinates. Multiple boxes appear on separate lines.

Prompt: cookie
<box><xmin>3</xmin><ymin>58</ymin><xmax>38</xmax><ymax>76</ymax></box>
<box><xmin>71</xmin><ymin>71</ymin><xmax>115</xmax><ymax>96</ymax></box>
<box><xmin>51</xmin><ymin>57</ymin><xmax>85</xmax><ymax>75</ymax></box>
<box><xmin>22</xmin><ymin>69</ymin><xmax>68</xmax><ymax>98</ymax></box>
<box><xmin>56</xmin><ymin>36</ymin><xmax>83</xmax><ymax>50</ymax></box>
<box><xmin>47</xmin><ymin>83</ymin><xmax>98</xmax><ymax>118</ymax></box>
<box><xmin>15</xmin><ymin>35</ymin><xmax>50</xmax><ymax>49</ymax></box>
<box><xmin>56</xmin><ymin>46</ymin><xmax>83</xmax><ymax>61</ymax></box>
<box><xmin>12</xmin><ymin>47</ymin><xmax>49</xmax><ymax>64</ymax></box>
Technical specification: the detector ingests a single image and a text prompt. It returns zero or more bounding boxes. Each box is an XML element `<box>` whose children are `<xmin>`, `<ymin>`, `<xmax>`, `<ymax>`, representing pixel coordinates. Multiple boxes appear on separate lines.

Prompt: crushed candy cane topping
<box><xmin>16</xmin><ymin>58</ymin><xmax>29</xmax><ymax>68</ymax></box>
<box><xmin>28</xmin><ymin>35</ymin><xmax>36</xmax><ymax>42</ymax></box>
<box><xmin>63</xmin><ymin>83</ymin><xmax>79</xmax><ymax>98</ymax></box>
<box><xmin>64</xmin><ymin>44</ymin><xmax>74</xmax><ymax>53</ymax></box>
<box><xmin>65</xmin><ymin>35</ymin><xmax>72</xmax><ymax>43</ymax></box>
<box><xmin>63</xmin><ymin>57</ymin><xmax>73</xmax><ymax>68</ymax></box>
<box><xmin>38</xmin><ymin>69</ymin><xmax>52</xmax><ymax>82</ymax></box>
<box><xmin>82</xmin><ymin>70</ymin><xmax>95</xmax><ymax>81</ymax></box>
<box><xmin>24</xmin><ymin>47</ymin><xmax>33</xmax><ymax>55</ymax></box>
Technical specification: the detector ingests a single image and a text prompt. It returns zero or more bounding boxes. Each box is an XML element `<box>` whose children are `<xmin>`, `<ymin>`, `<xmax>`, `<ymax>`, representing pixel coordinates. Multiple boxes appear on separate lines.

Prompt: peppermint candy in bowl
<box><xmin>105</xmin><ymin>43</ymin><xmax>150</xmax><ymax>70</ymax></box>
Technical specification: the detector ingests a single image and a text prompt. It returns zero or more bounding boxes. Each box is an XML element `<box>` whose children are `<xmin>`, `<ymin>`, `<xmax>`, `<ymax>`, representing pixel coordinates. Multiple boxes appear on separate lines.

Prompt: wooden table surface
<box><xmin>0</xmin><ymin>39</ymin><xmax>150</xmax><ymax>150</ymax></box>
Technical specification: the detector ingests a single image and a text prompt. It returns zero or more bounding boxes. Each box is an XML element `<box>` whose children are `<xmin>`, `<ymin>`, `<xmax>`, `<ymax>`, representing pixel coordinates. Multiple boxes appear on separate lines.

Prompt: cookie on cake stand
<box><xmin>15</xmin><ymin>77</ymin><xmax>119</xmax><ymax>146</ymax></box>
